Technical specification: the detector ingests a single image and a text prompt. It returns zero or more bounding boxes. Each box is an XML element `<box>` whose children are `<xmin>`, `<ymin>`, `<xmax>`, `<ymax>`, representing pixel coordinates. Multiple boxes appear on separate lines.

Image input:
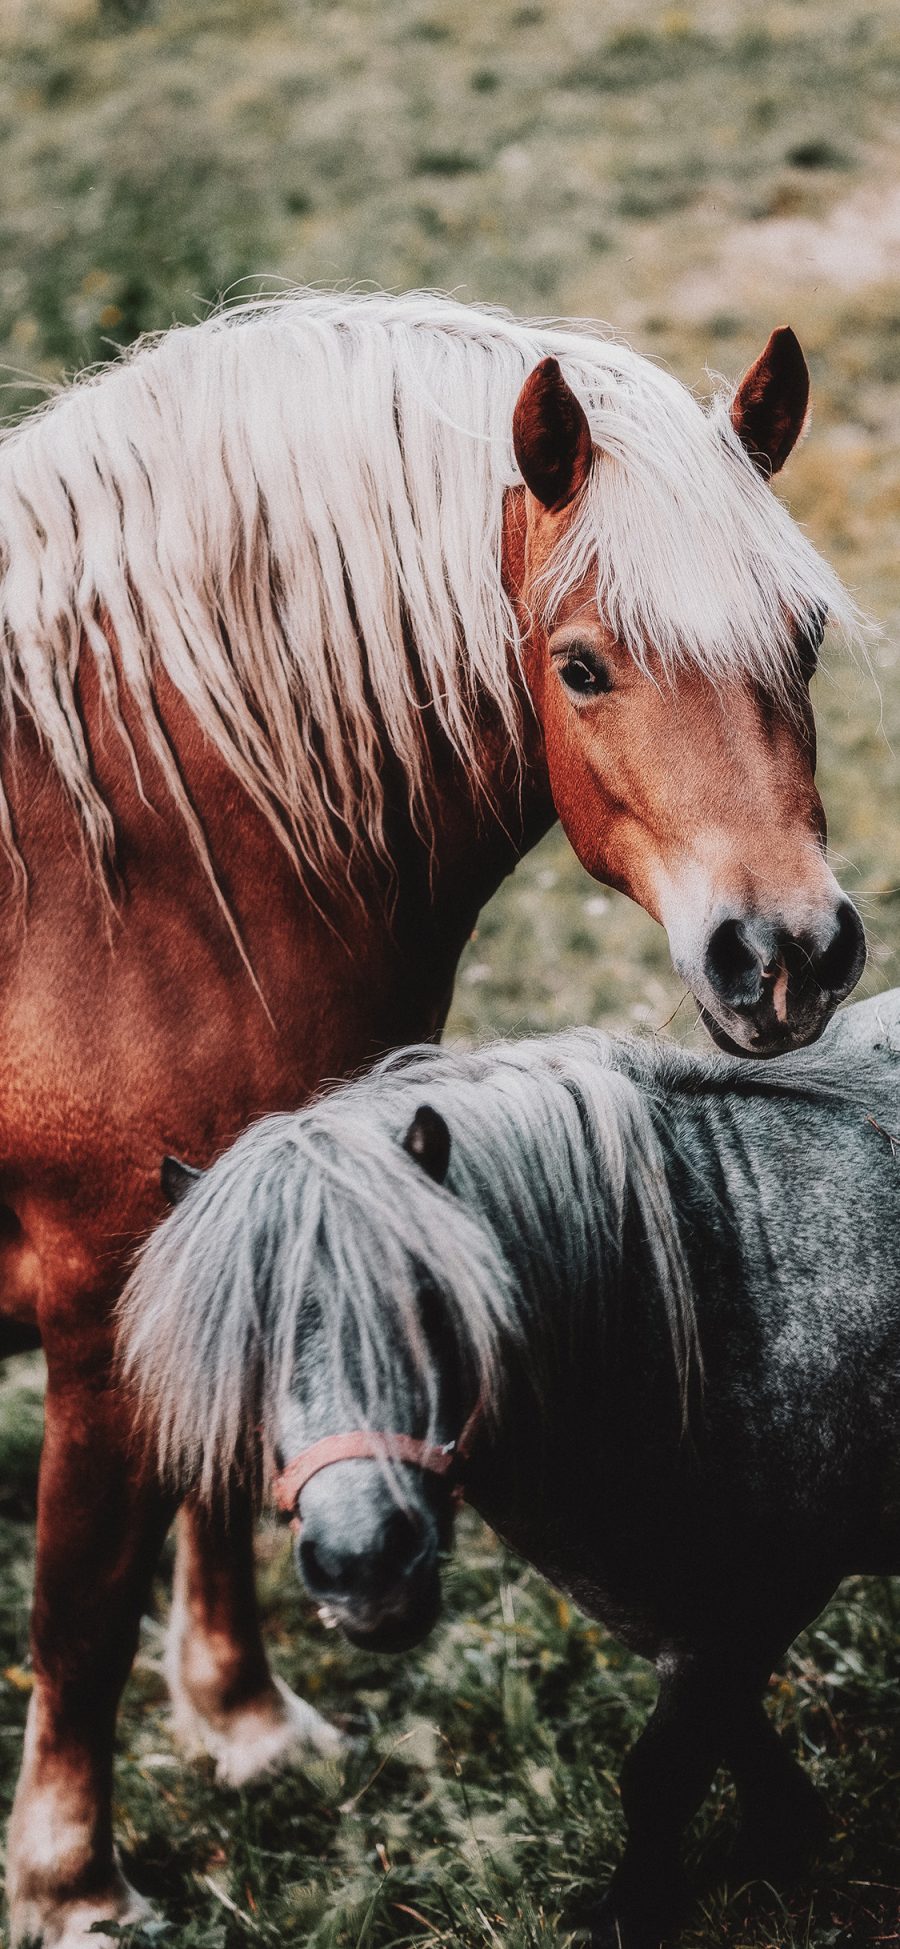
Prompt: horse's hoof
<box><xmin>9</xmin><ymin>1872</ymin><xmax>154</xmax><ymax>1947</ymax></box>
<box><xmin>170</xmin><ymin>1671</ymin><xmax>345</xmax><ymax>1785</ymax></box>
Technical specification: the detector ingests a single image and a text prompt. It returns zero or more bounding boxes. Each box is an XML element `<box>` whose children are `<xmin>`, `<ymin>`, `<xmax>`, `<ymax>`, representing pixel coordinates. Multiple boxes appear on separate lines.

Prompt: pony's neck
<box><xmin>467</xmin><ymin>1207</ymin><xmax>677</xmax><ymax>1569</ymax></box>
<box><xmin>462</xmin><ymin>1068</ymin><xmax>697</xmax><ymax>1550</ymax></box>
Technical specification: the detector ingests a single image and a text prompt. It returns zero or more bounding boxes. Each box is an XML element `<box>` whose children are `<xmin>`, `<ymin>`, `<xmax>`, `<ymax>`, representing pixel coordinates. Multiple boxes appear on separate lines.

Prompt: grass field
<box><xmin>2</xmin><ymin>1</ymin><xmax>900</xmax><ymax>1943</ymax></box>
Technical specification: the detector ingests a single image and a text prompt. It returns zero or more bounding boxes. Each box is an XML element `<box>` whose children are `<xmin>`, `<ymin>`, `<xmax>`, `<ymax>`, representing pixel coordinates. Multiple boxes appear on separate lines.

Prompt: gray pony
<box><xmin>122</xmin><ymin>989</ymin><xmax>900</xmax><ymax>1948</ymax></box>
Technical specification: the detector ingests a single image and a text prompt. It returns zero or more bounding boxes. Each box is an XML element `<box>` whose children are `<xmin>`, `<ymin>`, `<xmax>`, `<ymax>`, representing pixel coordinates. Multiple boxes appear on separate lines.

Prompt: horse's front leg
<box><xmin>584</xmin><ymin>1652</ymin><xmax>757</xmax><ymax>1949</ymax></box>
<box><xmin>6</xmin><ymin>1344</ymin><xmax>174</xmax><ymax>1949</ymax></box>
<box><xmin>167</xmin><ymin>1487</ymin><xmax>343</xmax><ymax>1785</ymax></box>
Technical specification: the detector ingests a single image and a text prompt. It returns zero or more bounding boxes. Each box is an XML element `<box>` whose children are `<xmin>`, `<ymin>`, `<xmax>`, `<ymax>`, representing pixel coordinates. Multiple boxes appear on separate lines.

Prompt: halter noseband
<box><xmin>273</xmin><ymin>1401</ymin><xmax>483</xmax><ymax>1531</ymax></box>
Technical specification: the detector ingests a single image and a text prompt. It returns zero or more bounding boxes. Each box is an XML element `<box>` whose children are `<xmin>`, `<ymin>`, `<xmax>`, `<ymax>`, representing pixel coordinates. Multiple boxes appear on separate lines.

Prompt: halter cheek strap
<box><xmin>273</xmin><ymin>1401</ymin><xmax>484</xmax><ymax>1532</ymax></box>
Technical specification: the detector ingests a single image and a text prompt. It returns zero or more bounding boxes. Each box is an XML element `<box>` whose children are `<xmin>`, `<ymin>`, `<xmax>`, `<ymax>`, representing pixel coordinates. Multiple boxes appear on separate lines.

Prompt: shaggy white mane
<box><xmin>120</xmin><ymin>1028</ymin><xmax>696</xmax><ymax>1499</ymax></box>
<box><xmin>0</xmin><ymin>288</ymin><xmax>857</xmax><ymax>896</ymax></box>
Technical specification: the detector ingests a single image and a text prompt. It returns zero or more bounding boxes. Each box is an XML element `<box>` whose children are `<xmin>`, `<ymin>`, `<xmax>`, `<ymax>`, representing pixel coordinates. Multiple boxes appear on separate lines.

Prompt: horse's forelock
<box><xmin>538</xmin><ymin>383</ymin><xmax>860</xmax><ymax>700</ymax></box>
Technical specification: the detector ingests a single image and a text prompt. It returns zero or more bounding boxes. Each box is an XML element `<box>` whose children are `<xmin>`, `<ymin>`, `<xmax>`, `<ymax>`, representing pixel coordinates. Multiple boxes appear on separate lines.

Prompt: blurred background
<box><xmin>1</xmin><ymin>2</ymin><xmax>899</xmax><ymax>1943</ymax></box>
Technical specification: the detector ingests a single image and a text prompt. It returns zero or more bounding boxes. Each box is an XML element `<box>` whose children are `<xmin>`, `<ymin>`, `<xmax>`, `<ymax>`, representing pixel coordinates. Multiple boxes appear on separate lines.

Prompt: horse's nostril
<box><xmin>704</xmin><ymin>916</ymin><xmax>770</xmax><ymax>1009</ymax></box>
<box><xmin>704</xmin><ymin>900</ymin><xmax>866</xmax><ymax>1019</ymax></box>
<box><xmin>813</xmin><ymin>899</ymin><xmax>866</xmax><ymax>1000</ymax></box>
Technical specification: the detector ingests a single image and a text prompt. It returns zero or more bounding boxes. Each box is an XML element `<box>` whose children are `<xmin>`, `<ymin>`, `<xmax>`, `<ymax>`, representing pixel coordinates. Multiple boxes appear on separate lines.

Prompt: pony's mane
<box><xmin>0</xmin><ymin>288</ymin><xmax>858</xmax><ymax>902</ymax></box>
<box><xmin>120</xmin><ymin>994</ymin><xmax>900</xmax><ymax>1498</ymax></box>
<box><xmin>120</xmin><ymin>1026</ymin><xmax>696</xmax><ymax>1499</ymax></box>
<box><xmin>626</xmin><ymin>989</ymin><xmax>900</xmax><ymax>1123</ymax></box>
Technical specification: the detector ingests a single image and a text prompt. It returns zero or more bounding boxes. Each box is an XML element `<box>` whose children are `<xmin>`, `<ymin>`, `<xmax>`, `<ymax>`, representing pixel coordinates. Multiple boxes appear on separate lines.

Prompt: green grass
<box><xmin>2</xmin><ymin>0</ymin><xmax>900</xmax><ymax>1942</ymax></box>
<box><xmin>2</xmin><ymin>1394</ymin><xmax>900</xmax><ymax>1945</ymax></box>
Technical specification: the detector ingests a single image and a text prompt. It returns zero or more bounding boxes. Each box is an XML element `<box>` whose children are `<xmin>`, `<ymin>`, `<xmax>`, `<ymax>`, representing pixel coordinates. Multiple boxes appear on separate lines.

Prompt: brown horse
<box><xmin>0</xmin><ymin>291</ymin><xmax>863</xmax><ymax>1946</ymax></box>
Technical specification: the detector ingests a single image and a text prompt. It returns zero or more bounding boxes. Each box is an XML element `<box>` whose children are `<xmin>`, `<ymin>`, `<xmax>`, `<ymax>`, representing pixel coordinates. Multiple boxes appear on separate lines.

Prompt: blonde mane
<box><xmin>0</xmin><ymin>288</ymin><xmax>858</xmax><ymax>898</ymax></box>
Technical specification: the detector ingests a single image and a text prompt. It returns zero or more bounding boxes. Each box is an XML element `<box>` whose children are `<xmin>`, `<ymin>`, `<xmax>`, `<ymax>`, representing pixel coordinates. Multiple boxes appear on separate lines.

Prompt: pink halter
<box><xmin>272</xmin><ymin>1400</ymin><xmax>484</xmax><ymax>1531</ymax></box>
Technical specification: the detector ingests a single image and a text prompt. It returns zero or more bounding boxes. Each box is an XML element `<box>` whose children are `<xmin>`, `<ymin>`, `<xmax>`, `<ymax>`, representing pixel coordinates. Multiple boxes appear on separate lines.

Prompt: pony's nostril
<box><xmin>299</xmin><ymin>1534</ymin><xmax>333</xmax><ymax>1597</ymax></box>
<box><xmin>380</xmin><ymin>1506</ymin><xmax>423</xmax><ymax>1580</ymax></box>
<box><xmin>299</xmin><ymin>1505</ymin><xmax>426</xmax><ymax>1606</ymax></box>
<box><xmin>813</xmin><ymin>899</ymin><xmax>866</xmax><ymax>1000</ymax></box>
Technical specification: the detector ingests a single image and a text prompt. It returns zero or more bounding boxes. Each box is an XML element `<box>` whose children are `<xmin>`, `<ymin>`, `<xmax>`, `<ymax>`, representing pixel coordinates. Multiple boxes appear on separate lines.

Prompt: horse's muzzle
<box><xmin>697</xmin><ymin>896</ymin><xmax>866</xmax><ymax>1056</ymax></box>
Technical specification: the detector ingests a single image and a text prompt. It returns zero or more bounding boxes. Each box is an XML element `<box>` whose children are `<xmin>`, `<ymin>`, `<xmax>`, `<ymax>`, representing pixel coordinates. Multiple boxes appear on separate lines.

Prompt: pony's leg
<box><xmin>584</xmin><ymin>1654</ymin><xmax>750</xmax><ymax>1949</ymax></box>
<box><xmin>725</xmin><ymin>1699</ymin><xmax>829</xmax><ymax>1878</ymax></box>
<box><xmin>6</xmin><ymin>1362</ymin><xmax>173</xmax><ymax>1949</ymax></box>
<box><xmin>166</xmin><ymin>1487</ymin><xmax>343</xmax><ymax>1786</ymax></box>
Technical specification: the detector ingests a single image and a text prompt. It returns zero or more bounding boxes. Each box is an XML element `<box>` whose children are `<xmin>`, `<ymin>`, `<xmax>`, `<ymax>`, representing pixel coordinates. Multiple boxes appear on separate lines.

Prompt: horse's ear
<box><xmin>402</xmin><ymin>1104</ymin><xmax>451</xmax><ymax>1185</ymax></box>
<box><xmin>161</xmin><ymin>1154</ymin><xmax>202</xmax><ymax>1206</ymax></box>
<box><xmin>730</xmin><ymin>326</ymin><xmax>810</xmax><ymax>478</ymax></box>
<box><xmin>513</xmin><ymin>357</ymin><xmax>593</xmax><ymax>512</ymax></box>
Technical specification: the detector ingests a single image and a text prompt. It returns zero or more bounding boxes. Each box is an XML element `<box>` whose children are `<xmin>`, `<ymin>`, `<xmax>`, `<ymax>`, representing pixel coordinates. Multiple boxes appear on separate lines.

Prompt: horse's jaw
<box><xmin>698</xmin><ymin>1003</ymin><xmax>832</xmax><ymax>1060</ymax></box>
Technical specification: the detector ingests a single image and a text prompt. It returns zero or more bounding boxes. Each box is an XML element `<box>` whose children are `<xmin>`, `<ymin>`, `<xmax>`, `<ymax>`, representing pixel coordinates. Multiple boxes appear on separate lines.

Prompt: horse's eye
<box><xmin>555</xmin><ymin>650</ymin><xmax>612</xmax><ymax>699</ymax></box>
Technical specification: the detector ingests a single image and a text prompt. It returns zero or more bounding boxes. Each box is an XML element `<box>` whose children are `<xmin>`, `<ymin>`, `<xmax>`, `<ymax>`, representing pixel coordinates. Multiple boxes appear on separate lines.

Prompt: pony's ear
<box><xmin>402</xmin><ymin>1104</ymin><xmax>451</xmax><ymax>1185</ymax></box>
<box><xmin>161</xmin><ymin>1154</ymin><xmax>202</xmax><ymax>1206</ymax></box>
<box><xmin>730</xmin><ymin>326</ymin><xmax>810</xmax><ymax>477</ymax></box>
<box><xmin>513</xmin><ymin>357</ymin><xmax>593</xmax><ymax>512</ymax></box>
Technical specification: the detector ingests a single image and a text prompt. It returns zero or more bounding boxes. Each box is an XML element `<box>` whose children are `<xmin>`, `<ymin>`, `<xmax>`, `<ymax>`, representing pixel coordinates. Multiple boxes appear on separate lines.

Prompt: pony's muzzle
<box><xmin>700</xmin><ymin>896</ymin><xmax>866</xmax><ymax>1054</ymax></box>
<box><xmin>300</xmin><ymin>1504</ymin><xmax>424</xmax><ymax>1600</ymax></box>
<box><xmin>296</xmin><ymin>1474</ymin><xmax>443</xmax><ymax>1651</ymax></box>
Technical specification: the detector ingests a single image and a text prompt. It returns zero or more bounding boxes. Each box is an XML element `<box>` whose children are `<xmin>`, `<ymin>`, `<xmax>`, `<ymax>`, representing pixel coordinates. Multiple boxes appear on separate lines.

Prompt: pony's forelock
<box><xmin>0</xmin><ymin>288</ymin><xmax>860</xmax><ymax>906</ymax></box>
<box><xmin>119</xmin><ymin>1106</ymin><xmax>514</xmax><ymax>1500</ymax></box>
<box><xmin>119</xmin><ymin>1029</ymin><xmax>699</xmax><ymax>1498</ymax></box>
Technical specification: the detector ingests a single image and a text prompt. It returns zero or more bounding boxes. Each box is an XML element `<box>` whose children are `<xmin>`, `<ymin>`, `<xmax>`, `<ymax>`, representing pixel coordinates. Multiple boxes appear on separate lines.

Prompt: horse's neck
<box><xmin>0</xmin><ymin>503</ymin><xmax>556</xmax><ymax>1124</ymax></box>
<box><xmin>434</xmin><ymin>481</ymin><xmax>554</xmax><ymax>860</ymax></box>
<box><xmin>359</xmin><ymin>487</ymin><xmax>553</xmax><ymax>960</ymax></box>
<box><xmin>72</xmin><ymin>565</ymin><xmax>551</xmax><ymax>974</ymax></box>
